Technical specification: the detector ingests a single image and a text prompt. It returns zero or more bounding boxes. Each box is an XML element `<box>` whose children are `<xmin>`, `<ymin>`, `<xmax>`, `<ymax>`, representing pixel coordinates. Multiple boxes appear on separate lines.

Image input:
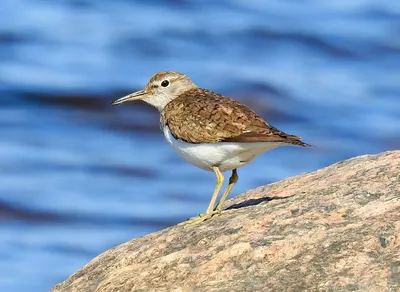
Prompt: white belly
<box><xmin>163</xmin><ymin>126</ymin><xmax>285</xmax><ymax>172</ymax></box>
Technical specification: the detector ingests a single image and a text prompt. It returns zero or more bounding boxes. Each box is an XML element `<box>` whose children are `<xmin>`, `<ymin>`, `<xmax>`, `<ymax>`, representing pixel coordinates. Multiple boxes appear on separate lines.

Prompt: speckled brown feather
<box><xmin>162</xmin><ymin>88</ymin><xmax>311</xmax><ymax>146</ymax></box>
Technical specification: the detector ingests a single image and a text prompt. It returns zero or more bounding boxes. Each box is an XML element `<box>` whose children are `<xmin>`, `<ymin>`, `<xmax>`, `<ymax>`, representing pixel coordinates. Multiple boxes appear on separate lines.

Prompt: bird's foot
<box><xmin>179</xmin><ymin>210</ymin><xmax>220</xmax><ymax>226</ymax></box>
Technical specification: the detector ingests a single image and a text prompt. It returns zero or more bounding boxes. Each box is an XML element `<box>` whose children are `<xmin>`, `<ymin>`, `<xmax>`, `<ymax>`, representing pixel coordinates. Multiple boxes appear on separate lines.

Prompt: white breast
<box><xmin>162</xmin><ymin>126</ymin><xmax>285</xmax><ymax>172</ymax></box>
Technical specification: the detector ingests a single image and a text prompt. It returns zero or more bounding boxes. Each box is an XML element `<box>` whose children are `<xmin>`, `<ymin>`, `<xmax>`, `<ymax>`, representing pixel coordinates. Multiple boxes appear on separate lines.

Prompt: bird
<box><xmin>112</xmin><ymin>71</ymin><xmax>311</xmax><ymax>224</ymax></box>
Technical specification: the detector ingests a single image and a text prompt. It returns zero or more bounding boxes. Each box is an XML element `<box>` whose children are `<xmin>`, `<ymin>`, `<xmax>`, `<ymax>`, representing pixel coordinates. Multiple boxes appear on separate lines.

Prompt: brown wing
<box><xmin>162</xmin><ymin>88</ymin><xmax>310</xmax><ymax>146</ymax></box>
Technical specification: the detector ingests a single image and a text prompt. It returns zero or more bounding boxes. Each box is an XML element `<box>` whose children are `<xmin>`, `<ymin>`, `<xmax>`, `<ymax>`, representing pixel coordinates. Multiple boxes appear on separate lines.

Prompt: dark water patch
<box><xmin>0</xmin><ymin>201</ymin><xmax>66</xmax><ymax>223</ymax></box>
<box><xmin>8</xmin><ymin>162</ymin><xmax>157</xmax><ymax>179</ymax></box>
<box><xmin>136</xmin><ymin>0</ymin><xmax>195</xmax><ymax>8</ymax></box>
<box><xmin>0</xmin><ymin>32</ymin><xmax>28</xmax><ymax>44</ymax></box>
<box><xmin>0</xmin><ymin>202</ymin><xmax>180</xmax><ymax>229</ymax></box>
<box><xmin>67</xmin><ymin>0</ymin><xmax>96</xmax><ymax>9</ymax></box>
<box><xmin>106</xmin><ymin>118</ymin><xmax>161</xmax><ymax>134</ymax></box>
<box><xmin>107</xmin><ymin>103</ymin><xmax>160</xmax><ymax>134</ymax></box>
<box><xmin>43</xmin><ymin>244</ymin><xmax>95</xmax><ymax>257</ymax></box>
<box><xmin>264</xmin><ymin>109</ymin><xmax>309</xmax><ymax>124</ymax></box>
<box><xmin>225</xmin><ymin>80</ymin><xmax>288</xmax><ymax>99</ymax></box>
<box><xmin>15</xmin><ymin>91</ymin><xmax>163</xmax><ymax>135</ymax></box>
<box><xmin>368</xmin><ymin>43</ymin><xmax>400</xmax><ymax>57</ymax></box>
<box><xmin>90</xmin><ymin>164</ymin><xmax>156</xmax><ymax>179</ymax></box>
<box><xmin>361</xmin><ymin>7</ymin><xmax>400</xmax><ymax>20</ymax></box>
<box><xmin>383</xmin><ymin>138</ymin><xmax>400</xmax><ymax>150</ymax></box>
<box><xmin>112</xmin><ymin>216</ymin><xmax>180</xmax><ymax>229</ymax></box>
<box><xmin>244</xmin><ymin>29</ymin><xmax>361</xmax><ymax>58</ymax></box>
<box><xmin>21</xmin><ymin>92</ymin><xmax>109</xmax><ymax>111</ymax></box>
<box><xmin>65</xmin><ymin>213</ymin><xmax>180</xmax><ymax>229</ymax></box>
<box><xmin>106</xmin><ymin>164</ymin><xmax>156</xmax><ymax>178</ymax></box>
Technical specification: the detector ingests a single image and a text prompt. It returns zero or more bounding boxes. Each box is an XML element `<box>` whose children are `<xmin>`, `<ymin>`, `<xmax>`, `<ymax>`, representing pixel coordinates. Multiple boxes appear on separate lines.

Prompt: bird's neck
<box><xmin>144</xmin><ymin>85</ymin><xmax>198</xmax><ymax>112</ymax></box>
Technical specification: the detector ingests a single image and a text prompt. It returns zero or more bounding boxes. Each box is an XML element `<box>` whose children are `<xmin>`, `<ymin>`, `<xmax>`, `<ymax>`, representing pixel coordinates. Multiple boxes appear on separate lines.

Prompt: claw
<box><xmin>178</xmin><ymin>211</ymin><xmax>220</xmax><ymax>226</ymax></box>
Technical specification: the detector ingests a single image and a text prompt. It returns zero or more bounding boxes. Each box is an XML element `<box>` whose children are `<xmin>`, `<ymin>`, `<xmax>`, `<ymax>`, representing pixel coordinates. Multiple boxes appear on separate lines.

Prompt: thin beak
<box><xmin>112</xmin><ymin>89</ymin><xmax>147</xmax><ymax>105</ymax></box>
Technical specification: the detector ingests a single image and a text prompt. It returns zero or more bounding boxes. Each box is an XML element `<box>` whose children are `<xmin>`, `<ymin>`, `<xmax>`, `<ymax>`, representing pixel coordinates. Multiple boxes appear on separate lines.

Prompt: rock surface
<box><xmin>52</xmin><ymin>151</ymin><xmax>400</xmax><ymax>292</ymax></box>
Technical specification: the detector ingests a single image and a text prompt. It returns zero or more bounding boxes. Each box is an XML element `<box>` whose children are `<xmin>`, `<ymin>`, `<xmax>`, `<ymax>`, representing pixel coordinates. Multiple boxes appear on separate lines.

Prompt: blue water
<box><xmin>1</xmin><ymin>0</ymin><xmax>399</xmax><ymax>291</ymax></box>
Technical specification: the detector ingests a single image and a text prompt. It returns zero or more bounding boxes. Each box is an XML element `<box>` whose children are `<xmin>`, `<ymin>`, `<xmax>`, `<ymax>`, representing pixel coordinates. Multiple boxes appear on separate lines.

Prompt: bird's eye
<box><xmin>161</xmin><ymin>80</ymin><xmax>170</xmax><ymax>87</ymax></box>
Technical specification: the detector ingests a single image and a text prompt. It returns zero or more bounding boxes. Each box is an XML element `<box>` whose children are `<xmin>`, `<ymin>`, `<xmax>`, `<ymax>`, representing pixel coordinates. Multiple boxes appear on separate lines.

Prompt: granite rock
<box><xmin>52</xmin><ymin>151</ymin><xmax>400</xmax><ymax>292</ymax></box>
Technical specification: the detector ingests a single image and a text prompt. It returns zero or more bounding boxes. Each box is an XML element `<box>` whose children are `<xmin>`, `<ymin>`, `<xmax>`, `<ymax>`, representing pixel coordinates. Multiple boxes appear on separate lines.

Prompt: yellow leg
<box><xmin>205</xmin><ymin>166</ymin><xmax>224</xmax><ymax>215</ymax></box>
<box><xmin>215</xmin><ymin>169</ymin><xmax>238</xmax><ymax>212</ymax></box>
<box><xmin>179</xmin><ymin>166</ymin><xmax>224</xmax><ymax>225</ymax></box>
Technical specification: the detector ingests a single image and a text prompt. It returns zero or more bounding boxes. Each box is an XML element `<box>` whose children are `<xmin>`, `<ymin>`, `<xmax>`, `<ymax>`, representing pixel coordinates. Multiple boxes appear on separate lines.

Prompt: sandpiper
<box><xmin>112</xmin><ymin>71</ymin><xmax>311</xmax><ymax>224</ymax></box>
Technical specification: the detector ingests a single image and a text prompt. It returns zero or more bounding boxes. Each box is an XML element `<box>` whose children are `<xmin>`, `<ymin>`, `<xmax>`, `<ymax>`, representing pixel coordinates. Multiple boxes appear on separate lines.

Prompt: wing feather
<box><xmin>162</xmin><ymin>88</ymin><xmax>310</xmax><ymax>147</ymax></box>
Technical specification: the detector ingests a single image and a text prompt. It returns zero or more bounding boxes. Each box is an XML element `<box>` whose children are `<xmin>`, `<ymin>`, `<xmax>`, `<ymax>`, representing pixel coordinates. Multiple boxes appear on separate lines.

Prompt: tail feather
<box><xmin>288</xmin><ymin>139</ymin><xmax>313</xmax><ymax>147</ymax></box>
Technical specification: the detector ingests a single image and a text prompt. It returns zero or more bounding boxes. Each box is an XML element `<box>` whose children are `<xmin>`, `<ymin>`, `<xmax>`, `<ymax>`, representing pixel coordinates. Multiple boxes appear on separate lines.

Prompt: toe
<box><xmin>179</xmin><ymin>213</ymin><xmax>213</xmax><ymax>225</ymax></box>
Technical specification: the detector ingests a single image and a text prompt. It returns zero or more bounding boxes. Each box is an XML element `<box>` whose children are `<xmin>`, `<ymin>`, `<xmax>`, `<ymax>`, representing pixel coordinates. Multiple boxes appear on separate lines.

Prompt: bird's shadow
<box><xmin>226</xmin><ymin>194</ymin><xmax>295</xmax><ymax>210</ymax></box>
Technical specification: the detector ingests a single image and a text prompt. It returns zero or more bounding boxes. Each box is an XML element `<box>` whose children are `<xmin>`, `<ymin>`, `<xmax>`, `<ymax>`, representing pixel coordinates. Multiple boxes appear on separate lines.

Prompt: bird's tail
<box><xmin>288</xmin><ymin>139</ymin><xmax>313</xmax><ymax>147</ymax></box>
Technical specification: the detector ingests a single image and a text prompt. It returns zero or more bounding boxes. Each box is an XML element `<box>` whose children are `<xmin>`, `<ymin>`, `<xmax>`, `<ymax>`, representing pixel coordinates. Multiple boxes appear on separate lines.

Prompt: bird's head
<box><xmin>112</xmin><ymin>71</ymin><xmax>197</xmax><ymax>111</ymax></box>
